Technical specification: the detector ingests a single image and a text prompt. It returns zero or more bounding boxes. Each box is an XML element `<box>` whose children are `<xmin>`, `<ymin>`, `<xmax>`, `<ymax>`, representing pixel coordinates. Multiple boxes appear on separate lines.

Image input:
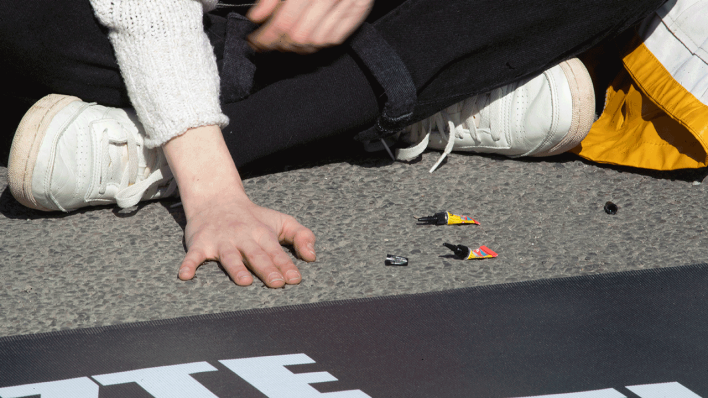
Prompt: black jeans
<box><xmin>0</xmin><ymin>0</ymin><xmax>666</xmax><ymax>167</ymax></box>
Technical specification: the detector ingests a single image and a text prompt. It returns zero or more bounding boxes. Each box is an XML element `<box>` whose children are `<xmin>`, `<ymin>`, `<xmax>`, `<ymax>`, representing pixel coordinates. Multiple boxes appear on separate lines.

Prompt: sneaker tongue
<box><xmin>139</xmin><ymin>144</ymin><xmax>158</xmax><ymax>180</ymax></box>
<box><xmin>106</xmin><ymin>135</ymin><xmax>151</xmax><ymax>186</ymax></box>
<box><xmin>118</xmin><ymin>107</ymin><xmax>154</xmax><ymax>182</ymax></box>
<box><xmin>471</xmin><ymin>114</ymin><xmax>481</xmax><ymax>128</ymax></box>
<box><xmin>106</xmin><ymin>144</ymin><xmax>128</xmax><ymax>184</ymax></box>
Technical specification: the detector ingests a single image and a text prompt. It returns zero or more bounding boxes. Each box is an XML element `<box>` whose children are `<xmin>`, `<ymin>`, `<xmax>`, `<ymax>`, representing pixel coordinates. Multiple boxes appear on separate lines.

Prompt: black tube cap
<box><xmin>604</xmin><ymin>201</ymin><xmax>618</xmax><ymax>215</ymax></box>
<box><xmin>443</xmin><ymin>243</ymin><xmax>470</xmax><ymax>259</ymax></box>
<box><xmin>418</xmin><ymin>212</ymin><xmax>448</xmax><ymax>225</ymax></box>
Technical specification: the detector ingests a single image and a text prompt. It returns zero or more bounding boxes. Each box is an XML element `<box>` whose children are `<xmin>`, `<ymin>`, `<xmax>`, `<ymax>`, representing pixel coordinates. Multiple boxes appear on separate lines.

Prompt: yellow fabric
<box><xmin>572</xmin><ymin>40</ymin><xmax>708</xmax><ymax>170</ymax></box>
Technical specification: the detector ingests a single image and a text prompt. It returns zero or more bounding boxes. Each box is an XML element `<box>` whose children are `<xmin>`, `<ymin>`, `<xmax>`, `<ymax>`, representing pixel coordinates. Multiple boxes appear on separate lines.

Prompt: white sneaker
<box><xmin>7</xmin><ymin>94</ymin><xmax>177</xmax><ymax>212</ymax></box>
<box><xmin>393</xmin><ymin>58</ymin><xmax>595</xmax><ymax>172</ymax></box>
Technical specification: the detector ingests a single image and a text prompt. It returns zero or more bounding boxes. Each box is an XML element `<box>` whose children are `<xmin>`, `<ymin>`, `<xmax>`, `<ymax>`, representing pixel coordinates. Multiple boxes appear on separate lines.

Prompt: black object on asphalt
<box><xmin>418</xmin><ymin>212</ymin><xmax>449</xmax><ymax>225</ymax></box>
<box><xmin>385</xmin><ymin>254</ymin><xmax>409</xmax><ymax>266</ymax></box>
<box><xmin>604</xmin><ymin>201</ymin><xmax>618</xmax><ymax>215</ymax></box>
<box><xmin>443</xmin><ymin>243</ymin><xmax>470</xmax><ymax>259</ymax></box>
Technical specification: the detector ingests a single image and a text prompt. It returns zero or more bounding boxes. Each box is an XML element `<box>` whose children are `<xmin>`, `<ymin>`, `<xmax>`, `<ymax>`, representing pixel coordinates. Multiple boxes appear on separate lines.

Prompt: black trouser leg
<box><xmin>0</xmin><ymin>0</ymin><xmax>125</xmax><ymax>165</ymax></box>
<box><xmin>1</xmin><ymin>0</ymin><xmax>667</xmax><ymax>168</ymax></box>
<box><xmin>218</xmin><ymin>0</ymin><xmax>666</xmax><ymax>167</ymax></box>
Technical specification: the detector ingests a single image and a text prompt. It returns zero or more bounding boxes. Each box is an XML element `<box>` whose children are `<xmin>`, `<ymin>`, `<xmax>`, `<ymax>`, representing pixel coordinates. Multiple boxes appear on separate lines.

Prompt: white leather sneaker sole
<box><xmin>531</xmin><ymin>58</ymin><xmax>595</xmax><ymax>157</ymax></box>
<box><xmin>8</xmin><ymin>94</ymin><xmax>82</xmax><ymax>211</ymax></box>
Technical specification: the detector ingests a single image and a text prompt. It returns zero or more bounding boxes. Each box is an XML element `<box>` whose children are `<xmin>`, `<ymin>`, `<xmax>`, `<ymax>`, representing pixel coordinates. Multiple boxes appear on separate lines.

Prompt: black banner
<box><xmin>2</xmin><ymin>265</ymin><xmax>708</xmax><ymax>397</ymax></box>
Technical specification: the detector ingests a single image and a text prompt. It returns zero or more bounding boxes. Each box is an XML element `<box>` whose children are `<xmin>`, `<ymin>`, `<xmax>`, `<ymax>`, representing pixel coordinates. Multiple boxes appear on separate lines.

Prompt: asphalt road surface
<box><xmin>1</xmin><ymin>148</ymin><xmax>707</xmax><ymax>337</ymax></box>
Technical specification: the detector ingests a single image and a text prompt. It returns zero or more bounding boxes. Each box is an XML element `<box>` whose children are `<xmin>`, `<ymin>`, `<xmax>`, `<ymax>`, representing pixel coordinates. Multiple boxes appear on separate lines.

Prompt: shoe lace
<box><xmin>396</xmin><ymin>91</ymin><xmax>501</xmax><ymax>173</ymax></box>
<box><xmin>98</xmin><ymin>125</ymin><xmax>178</xmax><ymax>209</ymax></box>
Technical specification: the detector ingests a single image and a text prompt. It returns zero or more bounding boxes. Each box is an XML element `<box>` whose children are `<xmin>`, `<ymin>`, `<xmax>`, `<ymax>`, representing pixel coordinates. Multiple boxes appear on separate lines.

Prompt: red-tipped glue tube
<box><xmin>443</xmin><ymin>243</ymin><xmax>498</xmax><ymax>260</ymax></box>
<box><xmin>418</xmin><ymin>211</ymin><xmax>479</xmax><ymax>225</ymax></box>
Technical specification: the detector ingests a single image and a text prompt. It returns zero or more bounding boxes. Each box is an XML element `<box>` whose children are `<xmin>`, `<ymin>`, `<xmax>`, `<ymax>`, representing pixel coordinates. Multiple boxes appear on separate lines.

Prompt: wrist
<box><xmin>162</xmin><ymin>125</ymin><xmax>250</xmax><ymax>218</ymax></box>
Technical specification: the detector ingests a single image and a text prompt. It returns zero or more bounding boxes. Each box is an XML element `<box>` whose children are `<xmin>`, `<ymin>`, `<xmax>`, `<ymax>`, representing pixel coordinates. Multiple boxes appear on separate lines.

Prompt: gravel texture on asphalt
<box><xmin>1</xmin><ymin>150</ymin><xmax>707</xmax><ymax>337</ymax></box>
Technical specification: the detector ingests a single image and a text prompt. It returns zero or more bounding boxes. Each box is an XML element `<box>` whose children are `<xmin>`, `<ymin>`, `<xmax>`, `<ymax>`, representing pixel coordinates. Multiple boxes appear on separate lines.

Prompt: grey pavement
<box><xmin>1</xmin><ymin>149</ymin><xmax>708</xmax><ymax>338</ymax></box>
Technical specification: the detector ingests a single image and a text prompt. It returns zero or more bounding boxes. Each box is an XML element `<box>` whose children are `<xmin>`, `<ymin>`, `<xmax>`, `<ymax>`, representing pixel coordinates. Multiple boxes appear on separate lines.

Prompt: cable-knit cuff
<box><xmin>143</xmin><ymin>113</ymin><xmax>230</xmax><ymax>148</ymax></box>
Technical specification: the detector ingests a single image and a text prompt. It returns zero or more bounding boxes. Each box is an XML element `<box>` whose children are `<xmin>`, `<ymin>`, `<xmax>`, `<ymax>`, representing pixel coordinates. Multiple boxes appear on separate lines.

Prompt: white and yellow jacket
<box><xmin>573</xmin><ymin>0</ymin><xmax>708</xmax><ymax>170</ymax></box>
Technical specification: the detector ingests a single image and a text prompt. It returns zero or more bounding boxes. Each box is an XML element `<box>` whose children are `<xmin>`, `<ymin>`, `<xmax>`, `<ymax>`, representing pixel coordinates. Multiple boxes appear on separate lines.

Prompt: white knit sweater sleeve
<box><xmin>89</xmin><ymin>0</ymin><xmax>229</xmax><ymax>148</ymax></box>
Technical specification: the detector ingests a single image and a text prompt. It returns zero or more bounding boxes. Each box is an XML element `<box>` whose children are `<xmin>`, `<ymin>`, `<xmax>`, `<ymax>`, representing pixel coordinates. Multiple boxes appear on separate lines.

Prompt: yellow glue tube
<box><xmin>418</xmin><ymin>212</ymin><xmax>479</xmax><ymax>225</ymax></box>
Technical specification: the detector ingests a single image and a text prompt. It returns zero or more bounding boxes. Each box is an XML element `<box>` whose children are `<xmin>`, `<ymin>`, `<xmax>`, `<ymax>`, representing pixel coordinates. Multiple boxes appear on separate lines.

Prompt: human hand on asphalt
<box><xmin>247</xmin><ymin>0</ymin><xmax>374</xmax><ymax>53</ymax></box>
<box><xmin>179</xmin><ymin>197</ymin><xmax>316</xmax><ymax>287</ymax></box>
<box><xmin>162</xmin><ymin>125</ymin><xmax>316</xmax><ymax>288</ymax></box>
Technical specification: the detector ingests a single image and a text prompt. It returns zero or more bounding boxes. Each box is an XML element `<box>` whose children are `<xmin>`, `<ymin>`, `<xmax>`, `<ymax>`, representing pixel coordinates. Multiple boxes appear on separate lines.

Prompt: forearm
<box><xmin>163</xmin><ymin>125</ymin><xmax>249</xmax><ymax>219</ymax></box>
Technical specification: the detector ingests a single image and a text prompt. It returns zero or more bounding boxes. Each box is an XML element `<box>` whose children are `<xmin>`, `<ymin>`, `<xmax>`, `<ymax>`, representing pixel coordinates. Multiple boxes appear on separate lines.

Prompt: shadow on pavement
<box><xmin>0</xmin><ymin>184</ymin><xmax>149</xmax><ymax>221</ymax></box>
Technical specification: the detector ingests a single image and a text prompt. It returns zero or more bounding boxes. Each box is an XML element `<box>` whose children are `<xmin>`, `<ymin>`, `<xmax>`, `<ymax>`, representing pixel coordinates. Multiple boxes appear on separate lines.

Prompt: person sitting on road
<box><xmin>3</xmin><ymin>0</ymin><xmax>671</xmax><ymax>287</ymax></box>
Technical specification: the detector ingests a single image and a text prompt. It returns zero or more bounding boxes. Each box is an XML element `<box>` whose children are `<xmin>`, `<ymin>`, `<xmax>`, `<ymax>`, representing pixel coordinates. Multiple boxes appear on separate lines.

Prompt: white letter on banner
<box><xmin>92</xmin><ymin>362</ymin><xmax>218</xmax><ymax>398</ymax></box>
<box><xmin>626</xmin><ymin>382</ymin><xmax>702</xmax><ymax>398</ymax></box>
<box><xmin>220</xmin><ymin>354</ymin><xmax>371</xmax><ymax>398</ymax></box>
<box><xmin>0</xmin><ymin>377</ymin><xmax>99</xmax><ymax>398</ymax></box>
<box><xmin>512</xmin><ymin>389</ymin><xmax>626</xmax><ymax>398</ymax></box>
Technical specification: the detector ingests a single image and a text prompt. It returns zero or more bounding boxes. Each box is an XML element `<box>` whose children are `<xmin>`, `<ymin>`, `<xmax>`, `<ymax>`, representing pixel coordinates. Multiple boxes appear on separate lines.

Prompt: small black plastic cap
<box><xmin>604</xmin><ymin>201</ymin><xmax>618</xmax><ymax>215</ymax></box>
